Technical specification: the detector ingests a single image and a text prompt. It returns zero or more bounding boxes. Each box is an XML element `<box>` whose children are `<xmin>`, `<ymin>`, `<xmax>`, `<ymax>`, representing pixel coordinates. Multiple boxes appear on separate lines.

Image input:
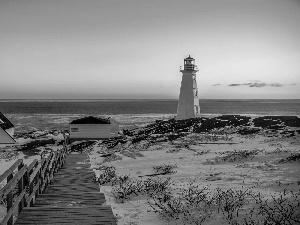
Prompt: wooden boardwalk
<box><xmin>14</xmin><ymin>153</ymin><xmax>117</xmax><ymax>225</ymax></box>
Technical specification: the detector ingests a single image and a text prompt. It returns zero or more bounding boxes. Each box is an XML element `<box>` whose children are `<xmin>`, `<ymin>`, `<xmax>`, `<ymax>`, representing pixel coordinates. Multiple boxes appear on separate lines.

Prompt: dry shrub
<box><xmin>153</xmin><ymin>163</ymin><xmax>178</xmax><ymax>174</ymax></box>
<box><xmin>203</xmin><ymin>149</ymin><xmax>262</xmax><ymax>165</ymax></box>
<box><xmin>149</xmin><ymin>183</ymin><xmax>300</xmax><ymax>225</ymax></box>
<box><xmin>278</xmin><ymin>152</ymin><xmax>300</xmax><ymax>163</ymax></box>
<box><xmin>102</xmin><ymin>153</ymin><xmax>122</xmax><ymax>163</ymax></box>
<box><xmin>112</xmin><ymin>177</ymin><xmax>173</xmax><ymax>203</ymax></box>
<box><xmin>94</xmin><ymin>165</ymin><xmax>117</xmax><ymax>185</ymax></box>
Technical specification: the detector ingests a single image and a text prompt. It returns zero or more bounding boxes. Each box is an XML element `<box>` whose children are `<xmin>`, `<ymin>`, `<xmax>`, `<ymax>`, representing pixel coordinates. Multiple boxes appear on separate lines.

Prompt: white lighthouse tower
<box><xmin>176</xmin><ymin>55</ymin><xmax>200</xmax><ymax>120</ymax></box>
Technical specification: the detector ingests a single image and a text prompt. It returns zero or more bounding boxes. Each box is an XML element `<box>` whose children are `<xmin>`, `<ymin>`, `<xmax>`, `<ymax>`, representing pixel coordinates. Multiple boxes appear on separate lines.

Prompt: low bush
<box><xmin>112</xmin><ymin>177</ymin><xmax>173</xmax><ymax>203</ymax></box>
<box><xmin>108</xmin><ymin>171</ymin><xmax>300</xmax><ymax>224</ymax></box>
<box><xmin>278</xmin><ymin>152</ymin><xmax>300</xmax><ymax>163</ymax></box>
<box><xmin>204</xmin><ymin>149</ymin><xmax>261</xmax><ymax>165</ymax></box>
<box><xmin>194</xmin><ymin>150</ymin><xmax>210</xmax><ymax>156</ymax></box>
<box><xmin>153</xmin><ymin>163</ymin><xmax>178</xmax><ymax>174</ymax></box>
<box><xmin>149</xmin><ymin>183</ymin><xmax>214</xmax><ymax>223</ymax></box>
<box><xmin>94</xmin><ymin>165</ymin><xmax>117</xmax><ymax>185</ymax></box>
<box><xmin>120</xmin><ymin>150</ymin><xmax>144</xmax><ymax>159</ymax></box>
<box><xmin>247</xmin><ymin>190</ymin><xmax>300</xmax><ymax>225</ymax></box>
<box><xmin>102</xmin><ymin>153</ymin><xmax>122</xmax><ymax>163</ymax></box>
<box><xmin>149</xmin><ymin>183</ymin><xmax>300</xmax><ymax>225</ymax></box>
<box><xmin>69</xmin><ymin>140</ymin><xmax>96</xmax><ymax>153</ymax></box>
<box><xmin>18</xmin><ymin>139</ymin><xmax>55</xmax><ymax>151</ymax></box>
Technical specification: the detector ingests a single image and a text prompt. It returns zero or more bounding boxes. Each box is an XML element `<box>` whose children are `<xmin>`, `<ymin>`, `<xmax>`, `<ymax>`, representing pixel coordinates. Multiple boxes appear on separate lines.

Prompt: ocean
<box><xmin>0</xmin><ymin>99</ymin><xmax>299</xmax><ymax>133</ymax></box>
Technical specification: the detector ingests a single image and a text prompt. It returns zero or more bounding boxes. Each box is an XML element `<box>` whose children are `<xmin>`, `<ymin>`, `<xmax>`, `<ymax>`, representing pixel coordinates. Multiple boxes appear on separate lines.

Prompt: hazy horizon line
<box><xmin>0</xmin><ymin>98</ymin><xmax>299</xmax><ymax>102</ymax></box>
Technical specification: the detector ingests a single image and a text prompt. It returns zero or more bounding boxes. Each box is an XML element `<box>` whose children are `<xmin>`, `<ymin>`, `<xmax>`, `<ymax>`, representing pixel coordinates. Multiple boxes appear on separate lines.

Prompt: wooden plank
<box><xmin>29</xmin><ymin>162</ymin><xmax>42</xmax><ymax>183</ymax></box>
<box><xmin>48</xmin><ymin>152</ymin><xmax>58</xmax><ymax>182</ymax></box>
<box><xmin>46</xmin><ymin>152</ymin><xmax>55</xmax><ymax>171</ymax></box>
<box><xmin>0</xmin><ymin>189</ymin><xmax>26</xmax><ymax>225</ymax></box>
<box><xmin>0</xmin><ymin>165</ymin><xmax>27</xmax><ymax>200</ymax></box>
<box><xmin>0</xmin><ymin>159</ymin><xmax>23</xmax><ymax>184</ymax></box>
<box><xmin>42</xmin><ymin>153</ymin><xmax>55</xmax><ymax>187</ymax></box>
<box><xmin>29</xmin><ymin>200</ymin><xmax>105</xmax><ymax>208</ymax></box>
<box><xmin>40</xmin><ymin>157</ymin><xmax>50</xmax><ymax>179</ymax></box>
<box><xmin>6</xmin><ymin>173</ymin><xmax>13</xmax><ymax>225</ymax></box>
<box><xmin>25</xmin><ymin>179</ymin><xmax>40</xmax><ymax>207</ymax></box>
<box><xmin>27</xmin><ymin>159</ymin><xmax>38</xmax><ymax>174</ymax></box>
<box><xmin>17</xmin><ymin>162</ymin><xmax>25</xmax><ymax>214</ymax></box>
<box><xmin>15</xmin><ymin>207</ymin><xmax>117</xmax><ymax>225</ymax></box>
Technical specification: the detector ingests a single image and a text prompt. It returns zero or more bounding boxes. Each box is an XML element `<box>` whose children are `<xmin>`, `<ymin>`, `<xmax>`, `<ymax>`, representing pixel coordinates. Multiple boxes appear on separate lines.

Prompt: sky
<box><xmin>0</xmin><ymin>0</ymin><xmax>299</xmax><ymax>99</ymax></box>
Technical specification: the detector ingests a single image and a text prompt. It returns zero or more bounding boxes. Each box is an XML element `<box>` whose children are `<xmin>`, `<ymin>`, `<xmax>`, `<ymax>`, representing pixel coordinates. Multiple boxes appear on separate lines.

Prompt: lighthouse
<box><xmin>176</xmin><ymin>55</ymin><xmax>200</xmax><ymax>120</ymax></box>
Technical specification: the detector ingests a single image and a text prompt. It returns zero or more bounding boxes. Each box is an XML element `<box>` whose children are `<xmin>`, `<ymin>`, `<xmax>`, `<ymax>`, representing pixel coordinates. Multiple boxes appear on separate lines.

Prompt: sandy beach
<box><xmin>1</xmin><ymin>115</ymin><xmax>300</xmax><ymax>224</ymax></box>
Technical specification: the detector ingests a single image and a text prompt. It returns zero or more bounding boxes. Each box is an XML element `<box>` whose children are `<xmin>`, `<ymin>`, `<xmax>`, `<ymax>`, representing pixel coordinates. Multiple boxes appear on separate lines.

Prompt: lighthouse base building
<box><xmin>176</xmin><ymin>55</ymin><xmax>200</xmax><ymax>120</ymax></box>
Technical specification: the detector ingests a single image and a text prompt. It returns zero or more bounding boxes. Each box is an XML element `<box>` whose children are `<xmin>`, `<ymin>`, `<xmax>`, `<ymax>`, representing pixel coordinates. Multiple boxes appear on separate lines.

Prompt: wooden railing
<box><xmin>0</xmin><ymin>143</ymin><xmax>68</xmax><ymax>225</ymax></box>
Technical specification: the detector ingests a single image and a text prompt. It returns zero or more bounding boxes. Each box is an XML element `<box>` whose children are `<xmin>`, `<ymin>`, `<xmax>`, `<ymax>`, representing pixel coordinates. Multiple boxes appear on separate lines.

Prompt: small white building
<box><xmin>0</xmin><ymin>112</ymin><xmax>15</xmax><ymax>144</ymax></box>
<box><xmin>69</xmin><ymin>116</ymin><xmax>119</xmax><ymax>141</ymax></box>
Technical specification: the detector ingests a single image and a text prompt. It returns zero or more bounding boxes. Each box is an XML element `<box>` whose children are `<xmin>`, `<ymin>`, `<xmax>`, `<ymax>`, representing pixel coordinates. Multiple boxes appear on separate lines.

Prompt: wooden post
<box><xmin>6</xmin><ymin>173</ymin><xmax>13</xmax><ymax>225</ymax></box>
<box><xmin>38</xmin><ymin>161</ymin><xmax>42</xmax><ymax>194</ymax></box>
<box><xmin>47</xmin><ymin>152</ymin><xmax>53</xmax><ymax>185</ymax></box>
<box><xmin>34</xmin><ymin>170</ymin><xmax>39</xmax><ymax>201</ymax></box>
<box><xmin>24</xmin><ymin>170</ymin><xmax>28</xmax><ymax>207</ymax></box>
<box><xmin>29</xmin><ymin>173</ymin><xmax>34</xmax><ymax>207</ymax></box>
<box><xmin>17</xmin><ymin>162</ymin><xmax>25</xmax><ymax>213</ymax></box>
<box><xmin>55</xmin><ymin>151</ymin><xmax>59</xmax><ymax>173</ymax></box>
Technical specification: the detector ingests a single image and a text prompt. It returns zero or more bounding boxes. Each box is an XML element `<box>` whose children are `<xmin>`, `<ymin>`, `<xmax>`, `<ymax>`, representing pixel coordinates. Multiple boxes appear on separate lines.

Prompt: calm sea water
<box><xmin>0</xmin><ymin>99</ymin><xmax>299</xmax><ymax>133</ymax></box>
<box><xmin>1</xmin><ymin>99</ymin><xmax>300</xmax><ymax>115</ymax></box>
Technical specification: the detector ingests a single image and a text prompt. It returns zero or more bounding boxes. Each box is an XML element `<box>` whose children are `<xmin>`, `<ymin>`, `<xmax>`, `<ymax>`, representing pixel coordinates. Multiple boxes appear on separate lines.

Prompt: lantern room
<box><xmin>183</xmin><ymin>55</ymin><xmax>197</xmax><ymax>71</ymax></box>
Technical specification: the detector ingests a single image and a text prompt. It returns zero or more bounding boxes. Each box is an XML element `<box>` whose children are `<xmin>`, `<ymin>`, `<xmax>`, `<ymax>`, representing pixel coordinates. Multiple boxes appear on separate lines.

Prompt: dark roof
<box><xmin>0</xmin><ymin>112</ymin><xmax>14</xmax><ymax>130</ymax></box>
<box><xmin>185</xmin><ymin>55</ymin><xmax>194</xmax><ymax>60</ymax></box>
<box><xmin>70</xmin><ymin>116</ymin><xmax>111</xmax><ymax>125</ymax></box>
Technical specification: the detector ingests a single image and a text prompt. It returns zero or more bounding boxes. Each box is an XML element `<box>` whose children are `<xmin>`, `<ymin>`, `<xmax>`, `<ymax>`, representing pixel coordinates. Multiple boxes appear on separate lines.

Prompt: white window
<box><xmin>71</xmin><ymin>127</ymin><xmax>79</xmax><ymax>132</ymax></box>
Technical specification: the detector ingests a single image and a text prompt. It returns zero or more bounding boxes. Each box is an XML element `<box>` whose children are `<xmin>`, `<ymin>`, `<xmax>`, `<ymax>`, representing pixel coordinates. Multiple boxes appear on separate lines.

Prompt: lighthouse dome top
<box><xmin>185</xmin><ymin>55</ymin><xmax>194</xmax><ymax>60</ymax></box>
<box><xmin>183</xmin><ymin>55</ymin><xmax>197</xmax><ymax>71</ymax></box>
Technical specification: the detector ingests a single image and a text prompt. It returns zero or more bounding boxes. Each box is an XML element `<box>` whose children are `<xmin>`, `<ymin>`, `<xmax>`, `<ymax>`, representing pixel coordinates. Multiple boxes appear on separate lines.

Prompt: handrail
<box><xmin>0</xmin><ymin>144</ymin><xmax>68</xmax><ymax>225</ymax></box>
<box><xmin>0</xmin><ymin>160</ymin><xmax>23</xmax><ymax>184</ymax></box>
<box><xmin>0</xmin><ymin>166</ymin><xmax>27</xmax><ymax>199</ymax></box>
<box><xmin>27</xmin><ymin>159</ymin><xmax>38</xmax><ymax>174</ymax></box>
